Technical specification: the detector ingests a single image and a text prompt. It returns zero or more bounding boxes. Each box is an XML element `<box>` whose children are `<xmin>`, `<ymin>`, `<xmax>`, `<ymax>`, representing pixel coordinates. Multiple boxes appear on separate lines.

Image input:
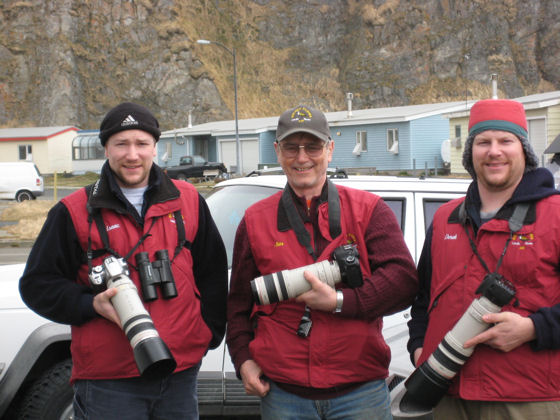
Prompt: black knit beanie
<box><xmin>99</xmin><ymin>102</ymin><xmax>161</xmax><ymax>146</ymax></box>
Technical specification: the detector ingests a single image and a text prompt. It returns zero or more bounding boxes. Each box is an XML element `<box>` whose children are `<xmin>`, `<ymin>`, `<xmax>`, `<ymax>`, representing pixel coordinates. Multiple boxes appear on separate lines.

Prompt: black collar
<box><xmin>87</xmin><ymin>161</ymin><xmax>180</xmax><ymax>224</ymax></box>
<box><xmin>277</xmin><ymin>180</ymin><xmax>341</xmax><ymax>260</ymax></box>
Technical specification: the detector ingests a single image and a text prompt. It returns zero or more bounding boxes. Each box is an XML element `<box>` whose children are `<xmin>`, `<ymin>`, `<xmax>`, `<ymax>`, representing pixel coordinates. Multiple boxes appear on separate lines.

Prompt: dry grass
<box><xmin>0</xmin><ymin>200</ymin><xmax>56</xmax><ymax>240</ymax></box>
<box><xmin>0</xmin><ymin>176</ymin><xmax>218</xmax><ymax>241</ymax></box>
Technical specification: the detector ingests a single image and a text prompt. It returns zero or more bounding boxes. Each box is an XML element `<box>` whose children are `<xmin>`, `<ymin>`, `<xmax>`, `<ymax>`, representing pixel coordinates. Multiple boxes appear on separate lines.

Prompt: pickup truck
<box><xmin>0</xmin><ymin>173</ymin><xmax>471</xmax><ymax>419</ymax></box>
<box><xmin>164</xmin><ymin>155</ymin><xmax>227</xmax><ymax>181</ymax></box>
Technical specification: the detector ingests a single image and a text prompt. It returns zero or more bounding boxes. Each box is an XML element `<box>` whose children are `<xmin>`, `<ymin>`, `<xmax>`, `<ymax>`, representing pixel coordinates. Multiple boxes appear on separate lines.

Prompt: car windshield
<box><xmin>193</xmin><ymin>155</ymin><xmax>206</xmax><ymax>165</ymax></box>
<box><xmin>206</xmin><ymin>184</ymin><xmax>281</xmax><ymax>267</ymax></box>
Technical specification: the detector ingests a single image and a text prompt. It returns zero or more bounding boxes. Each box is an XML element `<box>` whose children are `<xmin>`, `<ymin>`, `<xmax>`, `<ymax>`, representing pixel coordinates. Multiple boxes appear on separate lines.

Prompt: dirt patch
<box><xmin>0</xmin><ymin>200</ymin><xmax>57</xmax><ymax>240</ymax></box>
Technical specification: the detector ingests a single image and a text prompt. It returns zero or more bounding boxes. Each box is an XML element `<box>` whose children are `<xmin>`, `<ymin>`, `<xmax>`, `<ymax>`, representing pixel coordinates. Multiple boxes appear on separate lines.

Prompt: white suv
<box><xmin>0</xmin><ymin>173</ymin><xmax>470</xmax><ymax>419</ymax></box>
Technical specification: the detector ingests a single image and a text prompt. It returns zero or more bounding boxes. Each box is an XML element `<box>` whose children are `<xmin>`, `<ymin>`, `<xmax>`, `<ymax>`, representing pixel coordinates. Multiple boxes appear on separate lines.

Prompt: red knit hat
<box><xmin>468</xmin><ymin>99</ymin><xmax>528</xmax><ymax>138</ymax></box>
<box><xmin>462</xmin><ymin>98</ymin><xmax>538</xmax><ymax>178</ymax></box>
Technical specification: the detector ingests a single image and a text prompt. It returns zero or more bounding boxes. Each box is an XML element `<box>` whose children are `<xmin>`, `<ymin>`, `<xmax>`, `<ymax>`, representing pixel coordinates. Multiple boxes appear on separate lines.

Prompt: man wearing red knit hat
<box><xmin>407</xmin><ymin>98</ymin><xmax>560</xmax><ymax>419</ymax></box>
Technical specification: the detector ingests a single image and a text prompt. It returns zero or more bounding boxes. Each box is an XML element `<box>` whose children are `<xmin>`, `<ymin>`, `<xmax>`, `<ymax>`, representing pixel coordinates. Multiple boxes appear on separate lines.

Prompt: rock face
<box><xmin>0</xmin><ymin>0</ymin><xmax>558</xmax><ymax>130</ymax></box>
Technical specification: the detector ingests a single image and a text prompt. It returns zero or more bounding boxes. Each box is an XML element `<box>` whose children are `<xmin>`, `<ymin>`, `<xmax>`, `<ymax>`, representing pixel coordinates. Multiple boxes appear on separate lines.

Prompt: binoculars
<box><xmin>135</xmin><ymin>249</ymin><xmax>178</xmax><ymax>302</ymax></box>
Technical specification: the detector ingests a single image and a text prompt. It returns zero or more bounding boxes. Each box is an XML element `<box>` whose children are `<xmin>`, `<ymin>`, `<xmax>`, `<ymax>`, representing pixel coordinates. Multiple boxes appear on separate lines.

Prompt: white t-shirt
<box><xmin>120</xmin><ymin>186</ymin><xmax>148</xmax><ymax>216</ymax></box>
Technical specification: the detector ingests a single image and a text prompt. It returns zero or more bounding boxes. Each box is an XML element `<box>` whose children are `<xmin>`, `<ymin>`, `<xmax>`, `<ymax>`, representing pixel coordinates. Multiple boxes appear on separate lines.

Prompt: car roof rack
<box><xmin>246</xmin><ymin>167</ymin><xmax>349</xmax><ymax>178</ymax></box>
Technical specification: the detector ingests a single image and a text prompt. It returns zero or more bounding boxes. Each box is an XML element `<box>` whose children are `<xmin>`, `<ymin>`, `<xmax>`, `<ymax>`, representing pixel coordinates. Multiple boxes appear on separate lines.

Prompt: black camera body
<box><xmin>476</xmin><ymin>272</ymin><xmax>516</xmax><ymax>306</ymax></box>
<box><xmin>333</xmin><ymin>243</ymin><xmax>363</xmax><ymax>288</ymax></box>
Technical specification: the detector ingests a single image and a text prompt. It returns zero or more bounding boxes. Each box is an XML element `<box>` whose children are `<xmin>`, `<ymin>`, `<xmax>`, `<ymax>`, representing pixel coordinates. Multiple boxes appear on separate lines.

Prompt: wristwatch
<box><xmin>334</xmin><ymin>290</ymin><xmax>343</xmax><ymax>313</ymax></box>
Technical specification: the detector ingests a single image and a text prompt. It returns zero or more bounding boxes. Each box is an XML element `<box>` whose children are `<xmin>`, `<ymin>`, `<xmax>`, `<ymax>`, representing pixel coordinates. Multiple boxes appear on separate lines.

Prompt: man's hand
<box><xmin>93</xmin><ymin>288</ymin><xmax>121</xmax><ymax>326</ymax></box>
<box><xmin>240</xmin><ymin>359</ymin><xmax>270</xmax><ymax>397</ymax></box>
<box><xmin>463</xmin><ymin>311</ymin><xmax>536</xmax><ymax>352</ymax></box>
<box><xmin>295</xmin><ymin>270</ymin><xmax>337</xmax><ymax>312</ymax></box>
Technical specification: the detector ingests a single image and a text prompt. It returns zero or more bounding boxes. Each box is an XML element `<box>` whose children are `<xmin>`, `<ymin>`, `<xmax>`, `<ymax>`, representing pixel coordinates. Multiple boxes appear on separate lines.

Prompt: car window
<box><xmin>206</xmin><ymin>185</ymin><xmax>281</xmax><ymax>267</ymax></box>
<box><xmin>193</xmin><ymin>155</ymin><xmax>206</xmax><ymax>165</ymax></box>
<box><xmin>423</xmin><ymin>199</ymin><xmax>450</xmax><ymax>232</ymax></box>
<box><xmin>381</xmin><ymin>198</ymin><xmax>405</xmax><ymax>231</ymax></box>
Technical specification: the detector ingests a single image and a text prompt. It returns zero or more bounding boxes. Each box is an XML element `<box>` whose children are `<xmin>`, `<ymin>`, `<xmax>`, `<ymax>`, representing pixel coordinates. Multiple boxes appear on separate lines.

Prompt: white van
<box><xmin>0</xmin><ymin>174</ymin><xmax>470</xmax><ymax>419</ymax></box>
<box><xmin>0</xmin><ymin>162</ymin><xmax>44</xmax><ymax>201</ymax></box>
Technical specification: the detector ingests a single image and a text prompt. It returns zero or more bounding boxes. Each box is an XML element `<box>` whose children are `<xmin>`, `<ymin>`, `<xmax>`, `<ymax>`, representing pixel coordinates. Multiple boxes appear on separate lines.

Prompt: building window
<box><xmin>356</xmin><ymin>131</ymin><xmax>368</xmax><ymax>152</ymax></box>
<box><xmin>452</xmin><ymin>124</ymin><xmax>463</xmax><ymax>149</ymax></box>
<box><xmin>161</xmin><ymin>142</ymin><xmax>173</xmax><ymax>163</ymax></box>
<box><xmin>387</xmin><ymin>129</ymin><xmax>399</xmax><ymax>154</ymax></box>
<box><xmin>72</xmin><ymin>134</ymin><xmax>104</xmax><ymax>160</ymax></box>
<box><xmin>19</xmin><ymin>145</ymin><xmax>32</xmax><ymax>161</ymax></box>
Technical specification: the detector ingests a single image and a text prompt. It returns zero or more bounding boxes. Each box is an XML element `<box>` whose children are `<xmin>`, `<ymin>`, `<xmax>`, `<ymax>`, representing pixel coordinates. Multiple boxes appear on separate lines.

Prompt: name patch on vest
<box><xmin>106</xmin><ymin>223</ymin><xmax>120</xmax><ymax>232</ymax></box>
<box><xmin>512</xmin><ymin>233</ymin><xmax>534</xmax><ymax>250</ymax></box>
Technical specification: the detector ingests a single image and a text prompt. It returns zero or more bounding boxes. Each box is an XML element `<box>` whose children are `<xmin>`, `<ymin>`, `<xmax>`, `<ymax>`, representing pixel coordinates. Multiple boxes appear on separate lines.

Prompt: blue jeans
<box><xmin>261</xmin><ymin>380</ymin><xmax>393</xmax><ymax>420</ymax></box>
<box><xmin>72</xmin><ymin>362</ymin><xmax>200</xmax><ymax>420</ymax></box>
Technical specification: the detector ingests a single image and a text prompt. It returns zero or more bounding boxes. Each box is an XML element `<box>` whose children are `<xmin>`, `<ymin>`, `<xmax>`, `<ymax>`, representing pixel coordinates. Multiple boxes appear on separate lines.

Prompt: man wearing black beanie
<box><xmin>20</xmin><ymin>102</ymin><xmax>228</xmax><ymax>419</ymax></box>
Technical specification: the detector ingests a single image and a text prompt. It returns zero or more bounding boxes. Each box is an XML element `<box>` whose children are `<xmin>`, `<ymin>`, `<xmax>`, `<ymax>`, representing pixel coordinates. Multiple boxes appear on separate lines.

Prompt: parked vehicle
<box><xmin>164</xmin><ymin>155</ymin><xmax>227</xmax><ymax>181</ymax></box>
<box><xmin>0</xmin><ymin>173</ymin><xmax>470</xmax><ymax>419</ymax></box>
<box><xmin>0</xmin><ymin>162</ymin><xmax>44</xmax><ymax>202</ymax></box>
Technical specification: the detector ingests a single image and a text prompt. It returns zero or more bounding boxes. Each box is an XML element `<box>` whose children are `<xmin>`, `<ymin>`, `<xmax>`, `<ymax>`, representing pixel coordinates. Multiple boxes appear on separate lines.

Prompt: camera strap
<box><xmin>85</xmin><ymin>184</ymin><xmax>188</xmax><ymax>273</ymax></box>
<box><xmin>171</xmin><ymin>209</ymin><xmax>190</xmax><ymax>261</ymax></box>
<box><xmin>280</xmin><ymin>179</ymin><xmax>342</xmax><ymax>261</ymax></box>
<box><xmin>87</xmin><ymin>210</ymin><xmax>157</xmax><ymax>272</ymax></box>
<box><xmin>280</xmin><ymin>180</ymin><xmax>342</xmax><ymax>338</ymax></box>
<box><xmin>461</xmin><ymin>202</ymin><xmax>529</xmax><ymax>275</ymax></box>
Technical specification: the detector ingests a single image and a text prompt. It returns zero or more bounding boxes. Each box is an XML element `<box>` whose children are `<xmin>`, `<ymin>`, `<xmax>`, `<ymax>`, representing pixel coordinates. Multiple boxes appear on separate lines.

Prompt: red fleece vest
<box><xmin>245</xmin><ymin>185</ymin><xmax>390</xmax><ymax>388</ymax></box>
<box><xmin>421</xmin><ymin>196</ymin><xmax>560</xmax><ymax>401</ymax></box>
<box><xmin>62</xmin><ymin>181</ymin><xmax>212</xmax><ymax>382</ymax></box>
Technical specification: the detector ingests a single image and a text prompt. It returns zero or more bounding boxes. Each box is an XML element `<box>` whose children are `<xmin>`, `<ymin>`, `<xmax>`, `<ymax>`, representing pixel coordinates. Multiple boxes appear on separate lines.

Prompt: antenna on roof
<box><xmin>491</xmin><ymin>74</ymin><xmax>498</xmax><ymax>99</ymax></box>
<box><xmin>464</xmin><ymin>54</ymin><xmax>470</xmax><ymax>110</ymax></box>
<box><xmin>346</xmin><ymin>93</ymin><xmax>353</xmax><ymax>118</ymax></box>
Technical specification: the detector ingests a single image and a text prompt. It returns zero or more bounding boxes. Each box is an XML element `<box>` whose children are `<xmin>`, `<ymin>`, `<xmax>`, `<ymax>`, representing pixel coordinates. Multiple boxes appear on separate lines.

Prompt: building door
<box><xmin>241</xmin><ymin>139</ymin><xmax>258</xmax><ymax>174</ymax></box>
<box><xmin>220</xmin><ymin>138</ymin><xmax>259</xmax><ymax>174</ymax></box>
<box><xmin>220</xmin><ymin>141</ymin><xmax>237</xmax><ymax>173</ymax></box>
<box><xmin>193</xmin><ymin>138</ymin><xmax>208</xmax><ymax>159</ymax></box>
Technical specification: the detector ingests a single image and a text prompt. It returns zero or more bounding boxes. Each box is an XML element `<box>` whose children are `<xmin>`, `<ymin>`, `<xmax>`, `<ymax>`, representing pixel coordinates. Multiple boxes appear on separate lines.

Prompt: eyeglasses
<box><xmin>277</xmin><ymin>141</ymin><xmax>327</xmax><ymax>158</ymax></box>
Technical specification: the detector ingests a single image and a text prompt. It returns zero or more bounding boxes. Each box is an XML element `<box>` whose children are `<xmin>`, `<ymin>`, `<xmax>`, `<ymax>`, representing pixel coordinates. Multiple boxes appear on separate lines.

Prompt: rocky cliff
<box><xmin>0</xmin><ymin>0</ymin><xmax>558</xmax><ymax>130</ymax></box>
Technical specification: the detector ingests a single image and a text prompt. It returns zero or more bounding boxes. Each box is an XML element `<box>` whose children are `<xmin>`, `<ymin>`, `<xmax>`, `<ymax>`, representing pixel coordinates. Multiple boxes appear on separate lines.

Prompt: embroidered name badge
<box><xmin>106</xmin><ymin>224</ymin><xmax>120</xmax><ymax>232</ymax></box>
<box><xmin>512</xmin><ymin>233</ymin><xmax>534</xmax><ymax>250</ymax></box>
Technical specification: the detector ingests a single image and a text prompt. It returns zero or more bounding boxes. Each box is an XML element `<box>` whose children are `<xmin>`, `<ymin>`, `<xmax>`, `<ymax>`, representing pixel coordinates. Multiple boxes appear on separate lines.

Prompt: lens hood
<box><xmin>404</xmin><ymin>362</ymin><xmax>450</xmax><ymax>409</ymax></box>
<box><xmin>134</xmin><ymin>337</ymin><xmax>177</xmax><ymax>380</ymax></box>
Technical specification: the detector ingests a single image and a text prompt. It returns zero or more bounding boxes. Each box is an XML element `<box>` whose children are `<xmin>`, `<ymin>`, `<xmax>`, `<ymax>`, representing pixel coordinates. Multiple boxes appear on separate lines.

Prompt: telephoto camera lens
<box><xmin>102</xmin><ymin>256</ymin><xmax>177</xmax><ymax>379</ymax></box>
<box><xmin>251</xmin><ymin>245</ymin><xmax>362</xmax><ymax>305</ymax></box>
<box><xmin>251</xmin><ymin>260</ymin><xmax>341</xmax><ymax>305</ymax></box>
<box><xmin>401</xmin><ymin>273</ymin><xmax>516</xmax><ymax>411</ymax></box>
